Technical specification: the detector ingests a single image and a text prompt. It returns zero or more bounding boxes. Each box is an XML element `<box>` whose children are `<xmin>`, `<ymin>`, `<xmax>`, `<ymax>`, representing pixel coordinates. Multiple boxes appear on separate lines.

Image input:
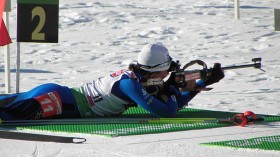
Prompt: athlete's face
<box><xmin>150</xmin><ymin>70</ymin><xmax>169</xmax><ymax>79</ymax></box>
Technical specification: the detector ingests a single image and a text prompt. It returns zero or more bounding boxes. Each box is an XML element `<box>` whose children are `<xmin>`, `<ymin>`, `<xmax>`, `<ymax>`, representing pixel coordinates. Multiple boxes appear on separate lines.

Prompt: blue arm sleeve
<box><xmin>176</xmin><ymin>91</ymin><xmax>191</xmax><ymax>109</ymax></box>
<box><xmin>119</xmin><ymin>79</ymin><xmax>178</xmax><ymax>117</ymax></box>
<box><xmin>176</xmin><ymin>80</ymin><xmax>206</xmax><ymax>109</ymax></box>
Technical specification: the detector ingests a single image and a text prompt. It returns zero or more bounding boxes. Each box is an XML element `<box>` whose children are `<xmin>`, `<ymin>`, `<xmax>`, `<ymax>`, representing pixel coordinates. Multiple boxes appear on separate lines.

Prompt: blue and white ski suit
<box><xmin>0</xmin><ymin>69</ymin><xmax>204</xmax><ymax>120</ymax></box>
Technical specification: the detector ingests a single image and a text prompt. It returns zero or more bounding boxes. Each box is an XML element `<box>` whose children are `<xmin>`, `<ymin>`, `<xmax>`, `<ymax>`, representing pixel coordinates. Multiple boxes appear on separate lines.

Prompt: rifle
<box><xmin>167</xmin><ymin>58</ymin><xmax>264</xmax><ymax>90</ymax></box>
<box><xmin>145</xmin><ymin>58</ymin><xmax>264</xmax><ymax>91</ymax></box>
<box><xmin>178</xmin><ymin>57</ymin><xmax>263</xmax><ymax>80</ymax></box>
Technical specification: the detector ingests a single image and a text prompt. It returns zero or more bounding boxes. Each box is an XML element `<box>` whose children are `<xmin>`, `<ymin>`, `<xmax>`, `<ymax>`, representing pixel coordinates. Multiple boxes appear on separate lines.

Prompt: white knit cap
<box><xmin>137</xmin><ymin>43</ymin><xmax>172</xmax><ymax>72</ymax></box>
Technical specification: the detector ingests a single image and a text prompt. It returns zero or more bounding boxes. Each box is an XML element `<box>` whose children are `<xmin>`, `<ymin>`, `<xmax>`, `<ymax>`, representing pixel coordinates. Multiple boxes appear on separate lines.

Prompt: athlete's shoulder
<box><xmin>118</xmin><ymin>78</ymin><xmax>143</xmax><ymax>92</ymax></box>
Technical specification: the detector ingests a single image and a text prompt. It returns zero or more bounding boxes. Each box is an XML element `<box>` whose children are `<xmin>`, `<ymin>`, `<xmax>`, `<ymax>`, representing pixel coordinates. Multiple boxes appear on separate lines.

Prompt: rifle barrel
<box><xmin>221</xmin><ymin>63</ymin><xmax>261</xmax><ymax>70</ymax></box>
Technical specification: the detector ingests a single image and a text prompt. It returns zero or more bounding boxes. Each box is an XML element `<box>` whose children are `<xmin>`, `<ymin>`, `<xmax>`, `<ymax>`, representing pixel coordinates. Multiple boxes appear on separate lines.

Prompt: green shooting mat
<box><xmin>201</xmin><ymin>135</ymin><xmax>280</xmax><ymax>151</ymax></box>
<box><xmin>1</xmin><ymin>107</ymin><xmax>280</xmax><ymax>137</ymax></box>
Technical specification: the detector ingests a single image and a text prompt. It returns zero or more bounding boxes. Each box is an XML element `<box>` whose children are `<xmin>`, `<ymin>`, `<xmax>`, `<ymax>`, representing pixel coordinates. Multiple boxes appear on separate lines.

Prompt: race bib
<box><xmin>34</xmin><ymin>91</ymin><xmax>63</xmax><ymax>118</ymax></box>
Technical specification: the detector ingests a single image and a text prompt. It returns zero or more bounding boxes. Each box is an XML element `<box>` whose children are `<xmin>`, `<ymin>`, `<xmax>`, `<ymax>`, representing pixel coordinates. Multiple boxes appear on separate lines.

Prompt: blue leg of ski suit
<box><xmin>0</xmin><ymin>83</ymin><xmax>80</xmax><ymax>120</ymax></box>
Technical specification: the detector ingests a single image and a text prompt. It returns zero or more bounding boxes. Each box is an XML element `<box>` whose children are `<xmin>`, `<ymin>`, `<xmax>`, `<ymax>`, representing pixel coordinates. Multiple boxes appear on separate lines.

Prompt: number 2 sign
<box><xmin>17</xmin><ymin>0</ymin><xmax>58</xmax><ymax>43</ymax></box>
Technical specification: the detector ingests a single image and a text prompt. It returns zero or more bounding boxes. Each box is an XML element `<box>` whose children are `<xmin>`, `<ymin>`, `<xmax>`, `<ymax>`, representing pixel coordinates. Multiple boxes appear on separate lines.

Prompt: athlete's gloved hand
<box><xmin>164</xmin><ymin>72</ymin><xmax>186</xmax><ymax>89</ymax></box>
<box><xmin>145</xmin><ymin>85</ymin><xmax>160</xmax><ymax>95</ymax></box>
<box><xmin>203</xmin><ymin>63</ymin><xmax>224</xmax><ymax>86</ymax></box>
<box><xmin>168</xmin><ymin>85</ymin><xmax>180</xmax><ymax>96</ymax></box>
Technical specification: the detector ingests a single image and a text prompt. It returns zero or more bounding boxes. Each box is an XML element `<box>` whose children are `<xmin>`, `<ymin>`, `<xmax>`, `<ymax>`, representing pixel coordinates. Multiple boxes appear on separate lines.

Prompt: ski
<box><xmin>0</xmin><ymin>111</ymin><xmax>264</xmax><ymax>127</ymax></box>
<box><xmin>0</xmin><ymin>130</ymin><xmax>86</xmax><ymax>143</ymax></box>
<box><xmin>0</xmin><ymin>117</ymin><xmax>222</xmax><ymax>125</ymax></box>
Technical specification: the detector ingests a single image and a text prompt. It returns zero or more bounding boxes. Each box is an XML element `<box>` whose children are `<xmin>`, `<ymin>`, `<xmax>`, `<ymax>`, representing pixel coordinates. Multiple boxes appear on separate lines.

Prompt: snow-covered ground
<box><xmin>0</xmin><ymin>0</ymin><xmax>280</xmax><ymax>156</ymax></box>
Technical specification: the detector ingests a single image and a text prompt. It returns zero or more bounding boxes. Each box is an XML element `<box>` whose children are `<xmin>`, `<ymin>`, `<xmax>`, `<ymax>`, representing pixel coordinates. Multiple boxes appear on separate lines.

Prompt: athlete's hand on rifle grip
<box><xmin>180</xmin><ymin>80</ymin><xmax>196</xmax><ymax>91</ymax></box>
<box><xmin>164</xmin><ymin>72</ymin><xmax>183</xmax><ymax>88</ymax></box>
<box><xmin>204</xmin><ymin>63</ymin><xmax>225</xmax><ymax>86</ymax></box>
<box><xmin>168</xmin><ymin>85</ymin><xmax>180</xmax><ymax>96</ymax></box>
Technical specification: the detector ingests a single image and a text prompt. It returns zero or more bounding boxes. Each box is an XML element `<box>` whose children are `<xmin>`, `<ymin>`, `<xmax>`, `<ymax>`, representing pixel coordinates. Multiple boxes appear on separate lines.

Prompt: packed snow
<box><xmin>0</xmin><ymin>0</ymin><xmax>280</xmax><ymax>156</ymax></box>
